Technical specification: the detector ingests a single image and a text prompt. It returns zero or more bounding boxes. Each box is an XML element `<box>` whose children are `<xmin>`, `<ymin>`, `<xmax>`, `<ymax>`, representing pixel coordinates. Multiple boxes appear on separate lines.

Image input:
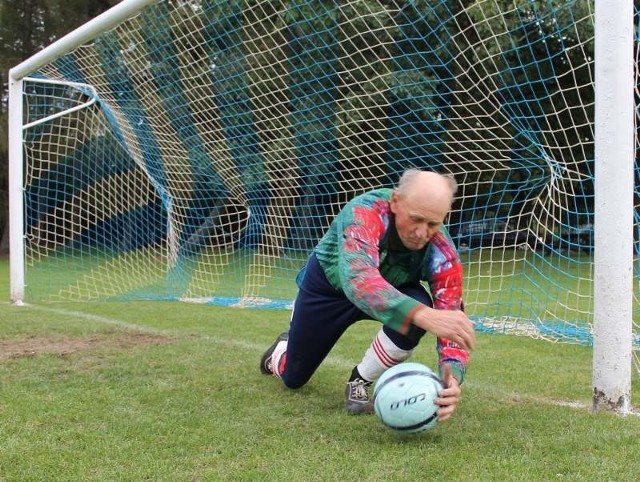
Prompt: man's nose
<box><xmin>417</xmin><ymin>225</ymin><xmax>429</xmax><ymax>239</ymax></box>
<box><xmin>424</xmin><ymin>225</ymin><xmax>439</xmax><ymax>240</ymax></box>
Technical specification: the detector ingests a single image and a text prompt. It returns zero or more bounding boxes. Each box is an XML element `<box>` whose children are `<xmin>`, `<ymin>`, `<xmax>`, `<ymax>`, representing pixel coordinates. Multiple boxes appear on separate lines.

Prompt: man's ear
<box><xmin>390</xmin><ymin>190</ymin><xmax>399</xmax><ymax>213</ymax></box>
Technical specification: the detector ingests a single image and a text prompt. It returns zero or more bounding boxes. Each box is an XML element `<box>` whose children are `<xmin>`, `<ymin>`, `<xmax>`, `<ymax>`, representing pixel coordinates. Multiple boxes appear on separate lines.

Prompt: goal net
<box><xmin>9</xmin><ymin>1</ymin><xmax>640</xmax><ymax>363</ymax></box>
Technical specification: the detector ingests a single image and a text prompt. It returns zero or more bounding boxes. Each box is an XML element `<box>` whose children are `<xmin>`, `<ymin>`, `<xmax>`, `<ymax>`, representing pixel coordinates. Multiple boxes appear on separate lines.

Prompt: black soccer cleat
<box><xmin>345</xmin><ymin>366</ymin><xmax>374</xmax><ymax>414</ymax></box>
<box><xmin>260</xmin><ymin>331</ymin><xmax>289</xmax><ymax>375</ymax></box>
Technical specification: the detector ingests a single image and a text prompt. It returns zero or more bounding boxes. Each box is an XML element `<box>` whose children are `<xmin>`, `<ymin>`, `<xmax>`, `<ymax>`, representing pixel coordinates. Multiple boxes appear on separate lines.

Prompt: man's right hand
<box><xmin>413</xmin><ymin>306</ymin><xmax>476</xmax><ymax>350</ymax></box>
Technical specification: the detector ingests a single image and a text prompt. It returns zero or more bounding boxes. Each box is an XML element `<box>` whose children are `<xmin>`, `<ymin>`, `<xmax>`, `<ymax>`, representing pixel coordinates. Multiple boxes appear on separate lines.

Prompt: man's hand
<box><xmin>413</xmin><ymin>306</ymin><xmax>476</xmax><ymax>350</ymax></box>
<box><xmin>435</xmin><ymin>365</ymin><xmax>461</xmax><ymax>422</ymax></box>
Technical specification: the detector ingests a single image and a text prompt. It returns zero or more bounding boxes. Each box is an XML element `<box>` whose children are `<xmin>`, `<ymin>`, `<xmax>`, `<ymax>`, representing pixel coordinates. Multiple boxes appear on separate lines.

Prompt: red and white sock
<box><xmin>356</xmin><ymin>328</ymin><xmax>412</xmax><ymax>381</ymax></box>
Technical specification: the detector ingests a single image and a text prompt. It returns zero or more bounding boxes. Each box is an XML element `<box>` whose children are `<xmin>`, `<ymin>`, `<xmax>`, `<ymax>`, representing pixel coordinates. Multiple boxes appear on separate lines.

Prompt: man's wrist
<box><xmin>440</xmin><ymin>363</ymin><xmax>465</xmax><ymax>385</ymax></box>
<box><xmin>413</xmin><ymin>305</ymin><xmax>434</xmax><ymax>331</ymax></box>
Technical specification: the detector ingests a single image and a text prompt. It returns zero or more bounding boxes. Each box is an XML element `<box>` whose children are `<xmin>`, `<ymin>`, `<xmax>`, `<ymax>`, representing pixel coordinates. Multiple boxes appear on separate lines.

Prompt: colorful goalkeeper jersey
<box><xmin>310</xmin><ymin>188</ymin><xmax>469</xmax><ymax>379</ymax></box>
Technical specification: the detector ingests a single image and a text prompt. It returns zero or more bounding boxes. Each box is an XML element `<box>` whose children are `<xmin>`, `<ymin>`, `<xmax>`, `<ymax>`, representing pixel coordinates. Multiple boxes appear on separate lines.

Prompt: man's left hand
<box><xmin>435</xmin><ymin>364</ymin><xmax>461</xmax><ymax>422</ymax></box>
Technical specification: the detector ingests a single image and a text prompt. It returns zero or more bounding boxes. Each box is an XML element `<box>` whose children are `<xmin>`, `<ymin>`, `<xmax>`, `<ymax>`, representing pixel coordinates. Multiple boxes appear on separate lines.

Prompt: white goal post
<box><xmin>592</xmin><ymin>0</ymin><xmax>634</xmax><ymax>413</ymax></box>
<box><xmin>7</xmin><ymin>0</ymin><xmax>636</xmax><ymax>413</ymax></box>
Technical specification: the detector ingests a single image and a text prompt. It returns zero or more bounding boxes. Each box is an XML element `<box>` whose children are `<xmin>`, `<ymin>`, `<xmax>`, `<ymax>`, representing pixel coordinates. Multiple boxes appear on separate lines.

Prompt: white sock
<box><xmin>271</xmin><ymin>340</ymin><xmax>288</xmax><ymax>379</ymax></box>
<box><xmin>356</xmin><ymin>328</ymin><xmax>412</xmax><ymax>381</ymax></box>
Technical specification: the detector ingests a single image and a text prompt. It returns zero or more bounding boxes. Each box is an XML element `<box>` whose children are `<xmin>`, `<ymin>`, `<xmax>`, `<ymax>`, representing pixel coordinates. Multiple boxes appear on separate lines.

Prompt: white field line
<box><xmin>10</xmin><ymin>303</ymin><xmax>639</xmax><ymax>416</ymax></box>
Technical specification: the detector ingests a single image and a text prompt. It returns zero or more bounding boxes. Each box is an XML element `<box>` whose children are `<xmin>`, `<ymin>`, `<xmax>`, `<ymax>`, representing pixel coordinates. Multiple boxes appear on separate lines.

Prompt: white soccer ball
<box><xmin>373</xmin><ymin>362</ymin><xmax>443</xmax><ymax>434</ymax></box>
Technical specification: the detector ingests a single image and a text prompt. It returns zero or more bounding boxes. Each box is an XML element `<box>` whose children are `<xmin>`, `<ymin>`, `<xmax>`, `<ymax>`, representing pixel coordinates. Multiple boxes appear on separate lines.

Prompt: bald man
<box><xmin>260</xmin><ymin>169</ymin><xmax>475</xmax><ymax>421</ymax></box>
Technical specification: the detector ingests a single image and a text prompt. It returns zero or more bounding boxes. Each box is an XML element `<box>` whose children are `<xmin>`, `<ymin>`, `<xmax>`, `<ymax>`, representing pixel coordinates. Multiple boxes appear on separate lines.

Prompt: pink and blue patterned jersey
<box><xmin>312</xmin><ymin>188</ymin><xmax>469</xmax><ymax>381</ymax></box>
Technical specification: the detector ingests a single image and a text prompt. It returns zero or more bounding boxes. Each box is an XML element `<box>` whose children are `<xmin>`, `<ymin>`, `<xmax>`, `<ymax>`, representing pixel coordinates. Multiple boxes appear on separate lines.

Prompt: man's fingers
<box><xmin>453</xmin><ymin>312</ymin><xmax>475</xmax><ymax>350</ymax></box>
<box><xmin>460</xmin><ymin>322</ymin><xmax>476</xmax><ymax>350</ymax></box>
<box><xmin>457</xmin><ymin>334</ymin><xmax>470</xmax><ymax>351</ymax></box>
<box><xmin>455</xmin><ymin>332</ymin><xmax>472</xmax><ymax>351</ymax></box>
<box><xmin>438</xmin><ymin>407</ymin><xmax>455</xmax><ymax>422</ymax></box>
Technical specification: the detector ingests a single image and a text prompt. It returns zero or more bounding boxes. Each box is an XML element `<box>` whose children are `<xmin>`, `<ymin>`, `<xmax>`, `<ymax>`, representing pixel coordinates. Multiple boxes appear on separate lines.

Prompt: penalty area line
<box><xmin>21</xmin><ymin>303</ymin><xmax>358</xmax><ymax>368</ymax></box>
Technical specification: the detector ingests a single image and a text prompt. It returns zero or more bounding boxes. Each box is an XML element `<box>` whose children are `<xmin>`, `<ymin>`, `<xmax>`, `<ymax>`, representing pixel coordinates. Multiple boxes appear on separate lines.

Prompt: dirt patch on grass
<box><xmin>0</xmin><ymin>332</ymin><xmax>171</xmax><ymax>360</ymax></box>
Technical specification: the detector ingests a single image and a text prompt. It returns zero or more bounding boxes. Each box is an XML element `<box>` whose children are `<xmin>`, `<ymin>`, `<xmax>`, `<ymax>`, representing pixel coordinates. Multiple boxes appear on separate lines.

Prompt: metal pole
<box><xmin>592</xmin><ymin>0</ymin><xmax>634</xmax><ymax>413</ymax></box>
<box><xmin>9</xmin><ymin>0</ymin><xmax>156</xmax><ymax>80</ymax></box>
<box><xmin>8</xmin><ymin>76</ymin><xmax>25</xmax><ymax>305</ymax></box>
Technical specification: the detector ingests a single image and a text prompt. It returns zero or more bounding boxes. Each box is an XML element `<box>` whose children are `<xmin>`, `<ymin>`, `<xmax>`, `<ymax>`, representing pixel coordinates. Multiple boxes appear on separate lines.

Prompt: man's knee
<box><xmin>282</xmin><ymin>379</ymin><xmax>305</xmax><ymax>390</ymax></box>
<box><xmin>281</xmin><ymin>365</ymin><xmax>312</xmax><ymax>389</ymax></box>
<box><xmin>383</xmin><ymin>324</ymin><xmax>425</xmax><ymax>350</ymax></box>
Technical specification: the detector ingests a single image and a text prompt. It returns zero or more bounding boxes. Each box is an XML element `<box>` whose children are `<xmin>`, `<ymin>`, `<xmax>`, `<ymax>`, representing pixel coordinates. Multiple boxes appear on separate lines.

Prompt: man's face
<box><xmin>390</xmin><ymin>189</ymin><xmax>450</xmax><ymax>251</ymax></box>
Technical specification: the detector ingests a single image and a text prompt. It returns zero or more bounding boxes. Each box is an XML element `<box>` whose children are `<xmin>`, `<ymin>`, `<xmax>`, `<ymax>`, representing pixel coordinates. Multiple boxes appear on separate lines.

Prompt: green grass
<box><xmin>1</xmin><ymin>258</ymin><xmax>640</xmax><ymax>481</ymax></box>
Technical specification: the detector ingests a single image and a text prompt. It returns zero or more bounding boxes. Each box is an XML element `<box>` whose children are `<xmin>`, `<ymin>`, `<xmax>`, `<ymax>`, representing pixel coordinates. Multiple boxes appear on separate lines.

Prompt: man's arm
<box><xmin>335</xmin><ymin>200</ymin><xmax>425</xmax><ymax>333</ymax></box>
<box><xmin>421</xmin><ymin>231</ymin><xmax>473</xmax><ymax>382</ymax></box>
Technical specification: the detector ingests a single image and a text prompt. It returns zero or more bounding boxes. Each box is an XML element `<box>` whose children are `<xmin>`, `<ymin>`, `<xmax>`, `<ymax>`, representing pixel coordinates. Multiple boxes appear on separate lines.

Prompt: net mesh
<box><xmin>17</xmin><ymin>0</ymin><xmax>640</xmax><ymax>358</ymax></box>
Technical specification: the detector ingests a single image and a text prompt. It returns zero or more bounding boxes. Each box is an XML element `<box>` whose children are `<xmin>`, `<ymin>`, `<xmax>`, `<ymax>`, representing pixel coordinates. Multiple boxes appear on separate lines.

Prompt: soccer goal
<box><xmin>8</xmin><ymin>0</ymin><xmax>638</xmax><ymax>410</ymax></box>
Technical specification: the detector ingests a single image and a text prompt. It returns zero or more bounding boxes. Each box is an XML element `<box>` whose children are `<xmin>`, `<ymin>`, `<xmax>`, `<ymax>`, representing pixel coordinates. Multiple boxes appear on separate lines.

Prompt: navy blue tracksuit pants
<box><xmin>281</xmin><ymin>253</ymin><xmax>432</xmax><ymax>389</ymax></box>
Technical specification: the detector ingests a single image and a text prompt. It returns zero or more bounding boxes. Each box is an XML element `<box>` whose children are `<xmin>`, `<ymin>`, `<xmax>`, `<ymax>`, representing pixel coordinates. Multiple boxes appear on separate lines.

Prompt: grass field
<box><xmin>1</xmin><ymin>258</ymin><xmax>640</xmax><ymax>481</ymax></box>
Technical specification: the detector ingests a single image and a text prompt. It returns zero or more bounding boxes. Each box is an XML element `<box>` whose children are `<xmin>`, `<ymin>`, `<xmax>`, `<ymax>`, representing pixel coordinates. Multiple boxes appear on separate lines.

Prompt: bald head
<box><xmin>395</xmin><ymin>169</ymin><xmax>456</xmax><ymax>209</ymax></box>
<box><xmin>390</xmin><ymin>169</ymin><xmax>456</xmax><ymax>250</ymax></box>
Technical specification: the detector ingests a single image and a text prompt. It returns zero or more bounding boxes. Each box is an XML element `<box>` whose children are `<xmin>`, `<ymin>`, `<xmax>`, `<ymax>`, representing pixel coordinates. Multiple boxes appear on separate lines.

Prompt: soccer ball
<box><xmin>373</xmin><ymin>362</ymin><xmax>443</xmax><ymax>434</ymax></box>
